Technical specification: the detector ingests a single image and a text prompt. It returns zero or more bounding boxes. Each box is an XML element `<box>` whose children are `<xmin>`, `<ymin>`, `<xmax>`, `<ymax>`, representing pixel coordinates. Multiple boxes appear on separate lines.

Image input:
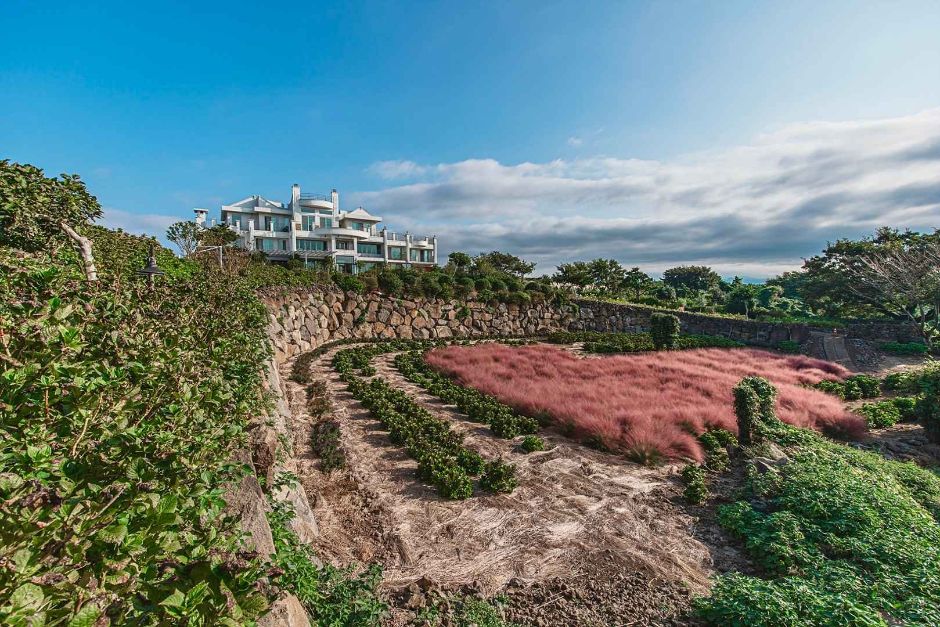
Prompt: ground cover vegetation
<box><xmin>692</xmin><ymin>375</ymin><xmax>940</xmax><ymax>626</ymax></box>
<box><xmin>552</xmin><ymin>228</ymin><xmax>940</xmax><ymax>348</ymax></box>
<box><xmin>333</xmin><ymin>344</ymin><xmax>517</xmax><ymax>498</ymax></box>
<box><xmin>424</xmin><ymin>343</ymin><xmax>866</xmax><ymax>462</ymax></box>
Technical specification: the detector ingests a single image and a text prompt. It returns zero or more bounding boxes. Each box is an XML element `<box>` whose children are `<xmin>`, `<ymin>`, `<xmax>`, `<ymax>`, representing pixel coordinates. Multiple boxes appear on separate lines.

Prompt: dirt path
<box><xmin>286</xmin><ymin>344</ymin><xmax>722</xmax><ymax>625</ymax></box>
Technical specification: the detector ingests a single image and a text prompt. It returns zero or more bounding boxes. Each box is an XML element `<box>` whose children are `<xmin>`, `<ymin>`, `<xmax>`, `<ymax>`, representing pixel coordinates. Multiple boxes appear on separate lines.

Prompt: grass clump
<box><xmin>881</xmin><ymin>341</ymin><xmax>929</xmax><ymax>355</ymax></box>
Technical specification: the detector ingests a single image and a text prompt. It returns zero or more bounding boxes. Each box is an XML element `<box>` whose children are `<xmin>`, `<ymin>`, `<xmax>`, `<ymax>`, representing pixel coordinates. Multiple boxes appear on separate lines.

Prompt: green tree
<box><xmin>198</xmin><ymin>224</ymin><xmax>239</xmax><ymax>247</ymax></box>
<box><xmin>446</xmin><ymin>251</ymin><xmax>472</xmax><ymax>274</ymax></box>
<box><xmin>621</xmin><ymin>267</ymin><xmax>654</xmax><ymax>301</ymax></box>
<box><xmin>472</xmin><ymin>251</ymin><xmax>535</xmax><ymax>278</ymax></box>
<box><xmin>553</xmin><ymin>261</ymin><xmax>593</xmax><ymax>291</ymax></box>
<box><xmin>662</xmin><ymin>265</ymin><xmax>722</xmax><ymax>293</ymax></box>
<box><xmin>0</xmin><ymin>160</ymin><xmax>101</xmax><ymax>279</ymax></box>
<box><xmin>166</xmin><ymin>220</ymin><xmax>202</xmax><ymax>257</ymax></box>
<box><xmin>588</xmin><ymin>258</ymin><xmax>626</xmax><ymax>295</ymax></box>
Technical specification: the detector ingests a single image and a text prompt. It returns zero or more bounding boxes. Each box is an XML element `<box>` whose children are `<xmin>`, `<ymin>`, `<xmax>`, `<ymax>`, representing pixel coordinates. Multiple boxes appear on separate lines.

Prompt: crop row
<box><xmin>332</xmin><ymin>345</ymin><xmax>517</xmax><ymax>498</ymax></box>
<box><xmin>394</xmin><ymin>350</ymin><xmax>540</xmax><ymax>439</ymax></box>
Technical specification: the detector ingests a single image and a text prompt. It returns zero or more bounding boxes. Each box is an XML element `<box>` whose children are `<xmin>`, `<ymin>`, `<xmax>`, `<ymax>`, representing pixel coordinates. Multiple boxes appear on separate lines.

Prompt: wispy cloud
<box><xmin>566</xmin><ymin>136</ymin><xmax>583</xmax><ymax>147</ymax></box>
<box><xmin>368</xmin><ymin>159</ymin><xmax>429</xmax><ymax>180</ymax></box>
<box><xmin>352</xmin><ymin>109</ymin><xmax>940</xmax><ymax>278</ymax></box>
<box><xmin>99</xmin><ymin>207</ymin><xmax>180</xmax><ymax>241</ymax></box>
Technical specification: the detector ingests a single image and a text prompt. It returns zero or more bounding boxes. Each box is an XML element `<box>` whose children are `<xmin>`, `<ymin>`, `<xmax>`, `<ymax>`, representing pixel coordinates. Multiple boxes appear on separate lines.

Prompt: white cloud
<box><xmin>567</xmin><ymin>136</ymin><xmax>583</xmax><ymax>147</ymax></box>
<box><xmin>98</xmin><ymin>208</ymin><xmax>181</xmax><ymax>242</ymax></box>
<box><xmin>351</xmin><ymin>109</ymin><xmax>940</xmax><ymax>278</ymax></box>
<box><xmin>368</xmin><ymin>159</ymin><xmax>429</xmax><ymax>180</ymax></box>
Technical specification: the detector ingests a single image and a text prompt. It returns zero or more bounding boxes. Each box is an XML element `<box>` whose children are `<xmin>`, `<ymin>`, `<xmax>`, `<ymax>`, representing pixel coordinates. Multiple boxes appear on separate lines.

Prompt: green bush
<box><xmin>815</xmin><ymin>374</ymin><xmax>882</xmax><ymax>400</ymax></box>
<box><xmin>650</xmin><ymin>312</ymin><xmax>681</xmax><ymax>350</ymax></box>
<box><xmin>892</xmin><ymin>396</ymin><xmax>919</xmax><ymax>421</ymax></box>
<box><xmin>480</xmin><ymin>460</ymin><xmax>518</xmax><ymax>494</ymax></box>
<box><xmin>858</xmin><ymin>400</ymin><xmax>902</xmax><ymax>429</ymax></box>
<box><xmin>734</xmin><ymin>376</ymin><xmax>779</xmax><ymax>446</ymax></box>
<box><xmin>268</xmin><ymin>502</ymin><xmax>385</xmax><ymax>625</ymax></box>
<box><xmin>681</xmin><ymin>465</ymin><xmax>709</xmax><ymax>504</ymax></box>
<box><xmin>520</xmin><ymin>435</ymin><xmax>545</xmax><ymax>453</ymax></box>
<box><xmin>311</xmin><ymin>419</ymin><xmax>346</xmax><ymax>472</ymax></box>
<box><xmin>0</xmin><ymin>244</ymin><xmax>272</xmax><ymax>623</ymax></box>
<box><xmin>333</xmin><ymin>273</ymin><xmax>365</xmax><ymax>293</ymax></box>
<box><xmin>881</xmin><ymin>341</ymin><xmax>929</xmax><ymax>355</ymax></box>
<box><xmin>696</xmin><ymin>425</ymin><xmax>940</xmax><ymax>626</ymax></box>
<box><xmin>776</xmin><ymin>339</ymin><xmax>802</xmax><ymax>354</ymax></box>
<box><xmin>699</xmin><ymin>430</ymin><xmax>732</xmax><ymax>471</ymax></box>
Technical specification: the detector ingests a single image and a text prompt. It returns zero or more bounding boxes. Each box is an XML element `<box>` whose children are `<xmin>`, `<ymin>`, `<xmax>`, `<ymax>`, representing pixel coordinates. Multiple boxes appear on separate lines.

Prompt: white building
<box><xmin>195</xmin><ymin>184</ymin><xmax>437</xmax><ymax>273</ymax></box>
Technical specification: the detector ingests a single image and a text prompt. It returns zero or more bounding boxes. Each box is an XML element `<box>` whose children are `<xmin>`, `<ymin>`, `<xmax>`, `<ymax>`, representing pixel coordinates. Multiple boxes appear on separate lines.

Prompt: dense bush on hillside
<box><xmin>696</xmin><ymin>395</ymin><xmax>940</xmax><ymax>626</ymax></box>
<box><xmin>425</xmin><ymin>344</ymin><xmax>865</xmax><ymax>462</ymax></box>
<box><xmin>0</xmin><ymin>242</ymin><xmax>272</xmax><ymax>622</ymax></box>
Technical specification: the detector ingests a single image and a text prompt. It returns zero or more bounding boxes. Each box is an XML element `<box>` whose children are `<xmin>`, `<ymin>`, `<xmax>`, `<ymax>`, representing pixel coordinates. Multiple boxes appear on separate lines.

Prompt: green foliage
<box><xmin>395</xmin><ymin>351</ymin><xmax>540</xmax><ymax>440</ymax></box>
<box><xmin>681</xmin><ymin>464</ymin><xmax>709</xmax><ymax>504</ymax></box>
<box><xmin>881</xmin><ymin>341</ymin><xmax>930</xmax><ymax>355</ymax></box>
<box><xmin>891</xmin><ymin>396</ymin><xmax>919</xmax><ymax>421</ymax></box>
<box><xmin>165</xmin><ymin>220</ymin><xmax>202</xmax><ymax>257</ymax></box>
<box><xmin>268</xmin><ymin>502</ymin><xmax>386</xmax><ymax>626</ymax></box>
<box><xmin>546</xmin><ymin>330</ymin><xmax>744</xmax><ymax>354</ymax></box>
<box><xmin>650</xmin><ymin>313</ymin><xmax>681</xmax><ymax>350</ymax></box>
<box><xmin>520</xmin><ymin>435</ymin><xmax>545</xmax><ymax>453</ymax></box>
<box><xmin>814</xmin><ymin>374</ymin><xmax>882</xmax><ymax>400</ymax></box>
<box><xmin>663</xmin><ymin>265</ymin><xmax>722</xmax><ymax>293</ymax></box>
<box><xmin>0</xmin><ymin>160</ymin><xmax>102</xmax><ymax>253</ymax></box>
<box><xmin>197</xmin><ymin>223</ymin><xmax>239</xmax><ymax>247</ymax></box>
<box><xmin>479</xmin><ymin>460</ymin><xmax>518</xmax><ymax>494</ymax></box>
<box><xmin>858</xmin><ymin>400</ymin><xmax>901</xmax><ymax>429</ymax></box>
<box><xmin>734</xmin><ymin>376</ymin><xmax>779</xmax><ymax>446</ymax></box>
<box><xmin>0</xmin><ymin>242</ymin><xmax>272</xmax><ymax>622</ymax></box>
<box><xmin>333</xmin><ymin>273</ymin><xmax>365</xmax><ymax>293</ymax></box>
<box><xmin>776</xmin><ymin>340</ymin><xmax>802</xmax><ymax>354</ymax></box>
<box><xmin>699</xmin><ymin>430</ymin><xmax>735</xmax><ymax>472</ymax></box>
<box><xmin>696</xmin><ymin>424</ymin><xmax>940</xmax><ymax>626</ymax></box>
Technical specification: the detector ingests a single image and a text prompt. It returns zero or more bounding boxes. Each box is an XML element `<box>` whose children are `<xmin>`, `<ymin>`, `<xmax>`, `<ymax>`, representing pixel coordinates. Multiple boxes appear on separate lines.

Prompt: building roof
<box><xmin>343</xmin><ymin>207</ymin><xmax>382</xmax><ymax>222</ymax></box>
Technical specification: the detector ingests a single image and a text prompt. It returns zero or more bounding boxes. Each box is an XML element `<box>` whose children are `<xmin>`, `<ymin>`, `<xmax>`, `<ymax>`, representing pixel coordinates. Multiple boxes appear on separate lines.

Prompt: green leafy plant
<box><xmin>520</xmin><ymin>435</ymin><xmax>545</xmax><ymax>453</ymax></box>
<box><xmin>681</xmin><ymin>464</ymin><xmax>709</xmax><ymax>504</ymax></box>
<box><xmin>479</xmin><ymin>460</ymin><xmax>518</xmax><ymax>494</ymax></box>
<box><xmin>881</xmin><ymin>341</ymin><xmax>930</xmax><ymax>355</ymax></box>
<box><xmin>650</xmin><ymin>312</ymin><xmax>681</xmax><ymax>350</ymax></box>
<box><xmin>776</xmin><ymin>339</ymin><xmax>802</xmax><ymax>354</ymax></box>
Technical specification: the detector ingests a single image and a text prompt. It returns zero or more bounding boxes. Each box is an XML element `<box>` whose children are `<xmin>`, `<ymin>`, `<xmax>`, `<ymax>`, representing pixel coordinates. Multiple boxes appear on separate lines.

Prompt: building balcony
<box><xmin>314</xmin><ymin>226</ymin><xmax>373</xmax><ymax>239</ymax></box>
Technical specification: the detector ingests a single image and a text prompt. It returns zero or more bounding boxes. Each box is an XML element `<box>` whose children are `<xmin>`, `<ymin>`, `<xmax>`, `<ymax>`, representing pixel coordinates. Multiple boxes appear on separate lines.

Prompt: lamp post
<box><xmin>137</xmin><ymin>244</ymin><xmax>165</xmax><ymax>289</ymax></box>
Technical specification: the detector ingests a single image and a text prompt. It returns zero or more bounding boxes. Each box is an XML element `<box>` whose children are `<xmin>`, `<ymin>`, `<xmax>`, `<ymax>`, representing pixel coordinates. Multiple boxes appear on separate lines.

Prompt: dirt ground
<box><xmin>281</xmin><ymin>345</ymin><xmax>723</xmax><ymax>625</ymax></box>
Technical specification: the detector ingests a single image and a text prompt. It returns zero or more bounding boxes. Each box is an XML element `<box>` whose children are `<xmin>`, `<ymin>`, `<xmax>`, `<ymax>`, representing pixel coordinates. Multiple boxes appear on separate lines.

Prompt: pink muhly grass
<box><xmin>425</xmin><ymin>344</ymin><xmax>866</xmax><ymax>462</ymax></box>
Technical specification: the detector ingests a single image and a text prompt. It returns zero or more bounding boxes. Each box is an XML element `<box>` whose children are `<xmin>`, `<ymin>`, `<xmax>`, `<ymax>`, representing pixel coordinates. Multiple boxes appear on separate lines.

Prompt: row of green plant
<box><xmin>814</xmin><ymin>373</ymin><xmax>882</xmax><ymax>399</ymax></box>
<box><xmin>394</xmin><ymin>350</ymin><xmax>540</xmax><ymax>439</ymax></box>
<box><xmin>545</xmin><ymin>329</ymin><xmax>745</xmax><ymax>353</ymax></box>
<box><xmin>880</xmin><ymin>341</ymin><xmax>931</xmax><ymax>355</ymax></box>
<box><xmin>691</xmin><ymin>375</ymin><xmax>940</xmax><ymax>626</ymax></box>
<box><xmin>333</xmin><ymin>346</ymin><xmax>517</xmax><ymax>498</ymax></box>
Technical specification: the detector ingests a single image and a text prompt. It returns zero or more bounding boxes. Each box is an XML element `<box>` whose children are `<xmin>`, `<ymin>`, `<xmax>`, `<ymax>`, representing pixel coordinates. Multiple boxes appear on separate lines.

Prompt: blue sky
<box><xmin>3</xmin><ymin>0</ymin><xmax>940</xmax><ymax>277</ymax></box>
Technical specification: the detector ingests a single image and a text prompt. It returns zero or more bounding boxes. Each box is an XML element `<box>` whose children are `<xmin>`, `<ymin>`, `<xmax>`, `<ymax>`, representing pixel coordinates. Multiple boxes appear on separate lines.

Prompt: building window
<box><xmin>409</xmin><ymin>249</ymin><xmax>433</xmax><ymax>262</ymax></box>
<box><xmin>297</xmin><ymin>239</ymin><xmax>326</xmax><ymax>251</ymax></box>
<box><xmin>258</xmin><ymin>238</ymin><xmax>287</xmax><ymax>252</ymax></box>
<box><xmin>321</xmin><ymin>218</ymin><xmax>333</xmax><ymax>228</ymax></box>
<box><xmin>264</xmin><ymin>216</ymin><xmax>291</xmax><ymax>232</ymax></box>
<box><xmin>388</xmin><ymin>246</ymin><xmax>404</xmax><ymax>260</ymax></box>
<box><xmin>301</xmin><ymin>216</ymin><xmax>316</xmax><ymax>231</ymax></box>
<box><xmin>336</xmin><ymin>240</ymin><xmax>353</xmax><ymax>250</ymax></box>
<box><xmin>225</xmin><ymin>213</ymin><xmax>242</xmax><ymax>228</ymax></box>
<box><xmin>357</xmin><ymin>243</ymin><xmax>381</xmax><ymax>256</ymax></box>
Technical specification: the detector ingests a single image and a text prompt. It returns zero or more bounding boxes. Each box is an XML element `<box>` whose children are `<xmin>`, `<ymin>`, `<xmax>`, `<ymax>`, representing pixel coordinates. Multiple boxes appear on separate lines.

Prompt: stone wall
<box><xmin>262</xmin><ymin>289</ymin><xmax>921</xmax><ymax>359</ymax></box>
<box><xmin>263</xmin><ymin>287</ymin><xmax>578</xmax><ymax>361</ymax></box>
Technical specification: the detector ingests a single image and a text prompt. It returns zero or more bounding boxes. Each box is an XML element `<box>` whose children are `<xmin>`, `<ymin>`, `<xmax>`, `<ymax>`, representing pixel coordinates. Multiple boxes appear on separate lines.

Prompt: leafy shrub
<box><xmin>892</xmin><ymin>396</ymin><xmax>919</xmax><ymax>421</ymax></box>
<box><xmin>776</xmin><ymin>340</ymin><xmax>802</xmax><ymax>354</ymax></box>
<box><xmin>814</xmin><ymin>374</ymin><xmax>881</xmax><ymax>400</ymax></box>
<box><xmin>734</xmin><ymin>376</ymin><xmax>779</xmax><ymax>446</ymax></box>
<box><xmin>333</xmin><ymin>273</ymin><xmax>365</xmax><ymax>293</ymax></box>
<box><xmin>881</xmin><ymin>341</ymin><xmax>929</xmax><ymax>355</ymax></box>
<box><xmin>915</xmin><ymin>364</ymin><xmax>940</xmax><ymax>443</ymax></box>
<box><xmin>699</xmin><ymin>430</ymin><xmax>732</xmax><ymax>471</ymax></box>
<box><xmin>650</xmin><ymin>312</ymin><xmax>681</xmax><ymax>350</ymax></box>
<box><xmin>268</xmin><ymin>502</ymin><xmax>385</xmax><ymax>625</ymax></box>
<box><xmin>378</xmin><ymin>270</ymin><xmax>404</xmax><ymax>295</ymax></box>
<box><xmin>696</xmin><ymin>423</ymin><xmax>940</xmax><ymax>626</ymax></box>
<box><xmin>311</xmin><ymin>419</ymin><xmax>346</xmax><ymax>472</ymax></box>
<box><xmin>520</xmin><ymin>435</ymin><xmax>545</xmax><ymax>453</ymax></box>
<box><xmin>480</xmin><ymin>460</ymin><xmax>518</xmax><ymax>494</ymax></box>
<box><xmin>0</xmin><ymin>245</ymin><xmax>271</xmax><ymax>623</ymax></box>
<box><xmin>291</xmin><ymin>351</ymin><xmax>318</xmax><ymax>383</ymax></box>
<box><xmin>681</xmin><ymin>465</ymin><xmax>709</xmax><ymax>504</ymax></box>
<box><xmin>858</xmin><ymin>400</ymin><xmax>901</xmax><ymax>429</ymax></box>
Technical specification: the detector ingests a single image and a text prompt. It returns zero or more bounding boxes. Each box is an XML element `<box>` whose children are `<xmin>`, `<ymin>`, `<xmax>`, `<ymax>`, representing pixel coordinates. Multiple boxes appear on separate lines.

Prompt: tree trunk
<box><xmin>60</xmin><ymin>222</ymin><xmax>98</xmax><ymax>281</ymax></box>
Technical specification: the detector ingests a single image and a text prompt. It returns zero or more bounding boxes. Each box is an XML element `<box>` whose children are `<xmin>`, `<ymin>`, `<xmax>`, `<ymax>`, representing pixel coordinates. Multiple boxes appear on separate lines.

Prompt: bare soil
<box><xmin>281</xmin><ymin>345</ymin><xmax>730</xmax><ymax>625</ymax></box>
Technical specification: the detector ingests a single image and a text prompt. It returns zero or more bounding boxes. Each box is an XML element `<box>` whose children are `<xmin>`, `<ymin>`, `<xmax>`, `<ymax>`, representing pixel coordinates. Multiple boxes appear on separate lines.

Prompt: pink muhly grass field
<box><xmin>425</xmin><ymin>343</ymin><xmax>866</xmax><ymax>462</ymax></box>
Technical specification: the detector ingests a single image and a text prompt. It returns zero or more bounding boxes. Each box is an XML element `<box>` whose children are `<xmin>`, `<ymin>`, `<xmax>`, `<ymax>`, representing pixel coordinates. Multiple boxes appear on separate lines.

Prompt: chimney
<box><xmin>193</xmin><ymin>208</ymin><xmax>208</xmax><ymax>226</ymax></box>
<box><xmin>331</xmin><ymin>188</ymin><xmax>339</xmax><ymax>210</ymax></box>
<box><xmin>291</xmin><ymin>183</ymin><xmax>301</xmax><ymax>210</ymax></box>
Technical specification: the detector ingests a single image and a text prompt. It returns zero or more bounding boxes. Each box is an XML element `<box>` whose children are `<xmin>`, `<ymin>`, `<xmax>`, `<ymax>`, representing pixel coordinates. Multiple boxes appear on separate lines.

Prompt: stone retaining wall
<box><xmin>263</xmin><ymin>288</ymin><xmax>920</xmax><ymax>359</ymax></box>
<box><xmin>263</xmin><ymin>288</ymin><xmax>578</xmax><ymax>361</ymax></box>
